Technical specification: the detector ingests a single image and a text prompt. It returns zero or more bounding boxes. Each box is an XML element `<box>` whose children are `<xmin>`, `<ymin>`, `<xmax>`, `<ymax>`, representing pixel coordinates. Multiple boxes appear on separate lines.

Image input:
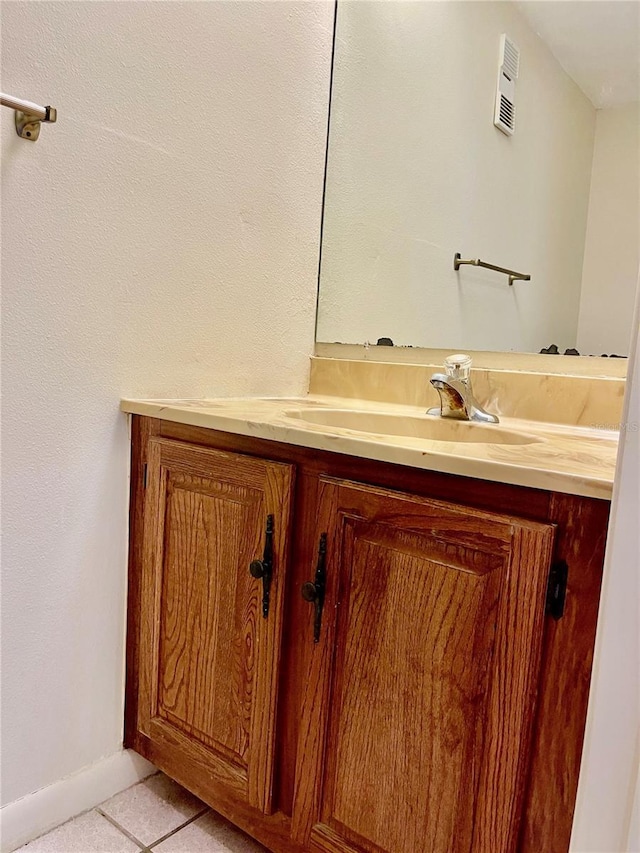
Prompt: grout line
<box><xmin>95</xmin><ymin>808</ymin><xmax>148</xmax><ymax>850</ymax></box>
<box><xmin>147</xmin><ymin>807</ymin><xmax>210</xmax><ymax>849</ymax></box>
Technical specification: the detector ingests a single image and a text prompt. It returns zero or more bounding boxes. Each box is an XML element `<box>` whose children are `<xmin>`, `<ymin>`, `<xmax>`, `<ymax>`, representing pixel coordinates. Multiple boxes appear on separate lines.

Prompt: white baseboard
<box><xmin>0</xmin><ymin>749</ymin><xmax>156</xmax><ymax>853</ymax></box>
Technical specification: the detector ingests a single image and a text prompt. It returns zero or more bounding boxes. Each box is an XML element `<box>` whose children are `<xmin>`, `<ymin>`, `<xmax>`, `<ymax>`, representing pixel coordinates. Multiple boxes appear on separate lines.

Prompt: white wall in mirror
<box><xmin>317</xmin><ymin>0</ymin><xmax>639</xmax><ymax>357</ymax></box>
<box><xmin>578</xmin><ymin>104</ymin><xmax>639</xmax><ymax>355</ymax></box>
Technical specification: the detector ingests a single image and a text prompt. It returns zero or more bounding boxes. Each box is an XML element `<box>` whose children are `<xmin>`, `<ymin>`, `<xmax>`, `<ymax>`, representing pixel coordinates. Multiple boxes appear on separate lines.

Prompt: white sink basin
<box><xmin>286</xmin><ymin>409</ymin><xmax>541</xmax><ymax>445</ymax></box>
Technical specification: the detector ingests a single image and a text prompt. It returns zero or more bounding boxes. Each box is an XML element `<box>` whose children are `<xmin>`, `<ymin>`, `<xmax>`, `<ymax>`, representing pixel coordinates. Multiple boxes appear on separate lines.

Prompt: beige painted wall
<box><xmin>1</xmin><ymin>0</ymin><xmax>331</xmax><ymax>824</ymax></box>
<box><xmin>317</xmin><ymin>0</ymin><xmax>596</xmax><ymax>353</ymax></box>
<box><xmin>577</xmin><ymin>104</ymin><xmax>640</xmax><ymax>357</ymax></box>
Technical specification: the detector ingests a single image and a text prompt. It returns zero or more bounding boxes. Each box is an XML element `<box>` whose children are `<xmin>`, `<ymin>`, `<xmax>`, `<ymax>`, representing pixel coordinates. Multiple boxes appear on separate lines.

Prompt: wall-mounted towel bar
<box><xmin>1</xmin><ymin>92</ymin><xmax>57</xmax><ymax>141</ymax></box>
<box><xmin>454</xmin><ymin>252</ymin><xmax>530</xmax><ymax>286</ymax></box>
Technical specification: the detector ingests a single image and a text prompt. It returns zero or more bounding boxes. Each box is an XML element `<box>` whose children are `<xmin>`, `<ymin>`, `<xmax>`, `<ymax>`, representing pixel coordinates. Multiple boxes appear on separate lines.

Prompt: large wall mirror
<box><xmin>316</xmin><ymin>0</ymin><xmax>639</xmax><ymax>358</ymax></box>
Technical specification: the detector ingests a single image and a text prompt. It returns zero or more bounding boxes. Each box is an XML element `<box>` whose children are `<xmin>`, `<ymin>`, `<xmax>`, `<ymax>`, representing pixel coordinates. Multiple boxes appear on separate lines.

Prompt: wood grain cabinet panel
<box><xmin>292</xmin><ymin>478</ymin><xmax>556</xmax><ymax>853</ymax></box>
<box><xmin>137</xmin><ymin>438</ymin><xmax>294</xmax><ymax>814</ymax></box>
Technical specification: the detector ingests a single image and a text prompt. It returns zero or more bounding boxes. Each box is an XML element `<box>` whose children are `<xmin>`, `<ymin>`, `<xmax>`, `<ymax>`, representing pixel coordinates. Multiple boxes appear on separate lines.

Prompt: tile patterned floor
<box><xmin>17</xmin><ymin>773</ymin><xmax>267</xmax><ymax>852</ymax></box>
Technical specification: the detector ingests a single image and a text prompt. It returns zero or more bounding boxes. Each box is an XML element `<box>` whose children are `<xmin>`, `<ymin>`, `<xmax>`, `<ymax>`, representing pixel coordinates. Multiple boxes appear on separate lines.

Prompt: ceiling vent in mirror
<box><xmin>494</xmin><ymin>34</ymin><xmax>519</xmax><ymax>136</ymax></box>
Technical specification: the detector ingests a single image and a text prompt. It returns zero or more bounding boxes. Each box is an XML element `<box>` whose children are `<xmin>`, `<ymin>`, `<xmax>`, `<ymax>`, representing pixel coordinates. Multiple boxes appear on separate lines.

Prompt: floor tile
<box><xmin>16</xmin><ymin>810</ymin><xmax>141</xmax><ymax>852</ymax></box>
<box><xmin>99</xmin><ymin>773</ymin><xmax>206</xmax><ymax>846</ymax></box>
<box><xmin>153</xmin><ymin>811</ymin><xmax>267</xmax><ymax>852</ymax></box>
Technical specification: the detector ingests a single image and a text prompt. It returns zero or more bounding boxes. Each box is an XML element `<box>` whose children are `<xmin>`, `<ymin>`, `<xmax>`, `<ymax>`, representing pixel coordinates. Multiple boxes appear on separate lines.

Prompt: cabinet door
<box><xmin>293</xmin><ymin>478</ymin><xmax>555</xmax><ymax>853</ymax></box>
<box><xmin>138</xmin><ymin>438</ymin><xmax>294</xmax><ymax>814</ymax></box>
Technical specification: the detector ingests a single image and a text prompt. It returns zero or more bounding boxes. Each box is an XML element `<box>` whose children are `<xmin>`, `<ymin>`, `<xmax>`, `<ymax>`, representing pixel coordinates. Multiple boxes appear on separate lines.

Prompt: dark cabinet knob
<box><xmin>302</xmin><ymin>534</ymin><xmax>327</xmax><ymax>643</ymax></box>
<box><xmin>301</xmin><ymin>581</ymin><xmax>319</xmax><ymax>602</ymax></box>
<box><xmin>249</xmin><ymin>515</ymin><xmax>274</xmax><ymax>617</ymax></box>
<box><xmin>250</xmin><ymin>559</ymin><xmax>266</xmax><ymax>579</ymax></box>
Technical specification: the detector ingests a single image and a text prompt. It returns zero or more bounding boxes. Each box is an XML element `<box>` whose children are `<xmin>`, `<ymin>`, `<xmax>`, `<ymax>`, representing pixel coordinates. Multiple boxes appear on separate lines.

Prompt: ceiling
<box><xmin>515</xmin><ymin>0</ymin><xmax>640</xmax><ymax>108</ymax></box>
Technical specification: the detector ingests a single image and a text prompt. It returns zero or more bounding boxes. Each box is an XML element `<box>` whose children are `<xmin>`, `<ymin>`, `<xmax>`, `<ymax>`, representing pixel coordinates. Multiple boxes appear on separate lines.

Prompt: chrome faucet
<box><xmin>427</xmin><ymin>354</ymin><xmax>499</xmax><ymax>424</ymax></box>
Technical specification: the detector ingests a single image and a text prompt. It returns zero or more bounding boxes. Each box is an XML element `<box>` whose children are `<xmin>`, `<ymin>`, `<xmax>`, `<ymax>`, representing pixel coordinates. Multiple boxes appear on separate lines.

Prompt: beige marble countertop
<box><xmin>120</xmin><ymin>394</ymin><xmax>618</xmax><ymax>500</ymax></box>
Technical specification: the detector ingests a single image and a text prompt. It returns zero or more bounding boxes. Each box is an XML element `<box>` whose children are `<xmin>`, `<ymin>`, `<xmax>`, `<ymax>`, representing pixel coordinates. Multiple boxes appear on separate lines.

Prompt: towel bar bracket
<box><xmin>1</xmin><ymin>93</ymin><xmax>57</xmax><ymax>142</ymax></box>
<box><xmin>15</xmin><ymin>110</ymin><xmax>42</xmax><ymax>141</ymax></box>
<box><xmin>14</xmin><ymin>106</ymin><xmax>56</xmax><ymax>142</ymax></box>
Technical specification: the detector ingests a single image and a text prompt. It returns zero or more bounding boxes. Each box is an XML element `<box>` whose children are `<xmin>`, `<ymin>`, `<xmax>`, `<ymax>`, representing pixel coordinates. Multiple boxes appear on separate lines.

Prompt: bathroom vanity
<box><xmin>121</xmin><ymin>0</ymin><xmax>635</xmax><ymax>847</ymax></box>
<box><xmin>122</xmin><ymin>357</ymin><xmax>620</xmax><ymax>853</ymax></box>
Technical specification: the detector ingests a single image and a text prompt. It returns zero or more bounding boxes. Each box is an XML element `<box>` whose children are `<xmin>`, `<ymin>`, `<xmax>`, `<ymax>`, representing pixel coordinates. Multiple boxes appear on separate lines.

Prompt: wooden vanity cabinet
<box><xmin>125</xmin><ymin>416</ymin><xmax>610</xmax><ymax>853</ymax></box>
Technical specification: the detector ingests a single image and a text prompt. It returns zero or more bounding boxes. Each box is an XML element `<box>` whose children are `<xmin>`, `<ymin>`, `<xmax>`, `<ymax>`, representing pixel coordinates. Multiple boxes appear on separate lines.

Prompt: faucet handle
<box><xmin>444</xmin><ymin>353</ymin><xmax>472</xmax><ymax>382</ymax></box>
